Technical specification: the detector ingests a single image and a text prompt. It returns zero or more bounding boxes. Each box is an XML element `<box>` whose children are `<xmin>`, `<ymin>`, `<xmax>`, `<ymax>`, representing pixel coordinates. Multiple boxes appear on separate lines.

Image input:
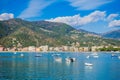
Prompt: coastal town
<box><xmin>0</xmin><ymin>44</ymin><xmax>120</xmax><ymax>52</ymax></box>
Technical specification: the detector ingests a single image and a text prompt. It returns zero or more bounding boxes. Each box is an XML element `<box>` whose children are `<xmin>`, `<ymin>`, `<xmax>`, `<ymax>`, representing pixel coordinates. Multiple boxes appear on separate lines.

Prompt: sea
<box><xmin>0</xmin><ymin>52</ymin><xmax>120</xmax><ymax>80</ymax></box>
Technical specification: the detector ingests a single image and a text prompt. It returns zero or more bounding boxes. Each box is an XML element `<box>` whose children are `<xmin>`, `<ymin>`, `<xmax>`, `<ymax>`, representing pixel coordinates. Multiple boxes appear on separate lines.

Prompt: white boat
<box><xmin>20</xmin><ymin>54</ymin><xmax>24</xmax><ymax>57</ymax></box>
<box><xmin>14</xmin><ymin>52</ymin><xmax>17</xmax><ymax>54</ymax></box>
<box><xmin>85</xmin><ymin>63</ymin><xmax>93</xmax><ymax>66</ymax></box>
<box><xmin>65</xmin><ymin>58</ymin><xmax>71</xmax><ymax>62</ymax></box>
<box><xmin>93</xmin><ymin>55</ymin><xmax>99</xmax><ymax>58</ymax></box>
<box><xmin>72</xmin><ymin>58</ymin><xmax>76</xmax><ymax>61</ymax></box>
<box><xmin>54</xmin><ymin>57</ymin><xmax>62</xmax><ymax>62</ymax></box>
<box><xmin>65</xmin><ymin>57</ymin><xmax>76</xmax><ymax>62</ymax></box>
<box><xmin>86</xmin><ymin>56</ymin><xmax>90</xmax><ymax>59</ymax></box>
<box><xmin>118</xmin><ymin>56</ymin><xmax>120</xmax><ymax>59</ymax></box>
<box><xmin>52</xmin><ymin>54</ymin><xmax>61</xmax><ymax>56</ymax></box>
<box><xmin>111</xmin><ymin>54</ymin><xmax>117</xmax><ymax>57</ymax></box>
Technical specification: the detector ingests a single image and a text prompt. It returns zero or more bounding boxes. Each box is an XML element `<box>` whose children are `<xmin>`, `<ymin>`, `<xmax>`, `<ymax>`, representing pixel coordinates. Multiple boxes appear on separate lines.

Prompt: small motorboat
<box><xmin>118</xmin><ymin>56</ymin><xmax>120</xmax><ymax>59</ymax></box>
<box><xmin>52</xmin><ymin>54</ymin><xmax>61</xmax><ymax>56</ymax></box>
<box><xmin>65</xmin><ymin>57</ymin><xmax>76</xmax><ymax>62</ymax></box>
<box><xmin>65</xmin><ymin>58</ymin><xmax>71</xmax><ymax>62</ymax></box>
<box><xmin>35</xmin><ymin>55</ymin><xmax>42</xmax><ymax>57</ymax></box>
<box><xmin>54</xmin><ymin>57</ymin><xmax>62</xmax><ymax>62</ymax></box>
<box><xmin>85</xmin><ymin>63</ymin><xmax>93</xmax><ymax>66</ymax></box>
<box><xmin>20</xmin><ymin>54</ymin><xmax>24</xmax><ymax>57</ymax></box>
<box><xmin>93</xmin><ymin>55</ymin><xmax>99</xmax><ymax>58</ymax></box>
<box><xmin>14</xmin><ymin>52</ymin><xmax>17</xmax><ymax>54</ymax></box>
<box><xmin>111</xmin><ymin>54</ymin><xmax>117</xmax><ymax>57</ymax></box>
<box><xmin>86</xmin><ymin>56</ymin><xmax>90</xmax><ymax>59</ymax></box>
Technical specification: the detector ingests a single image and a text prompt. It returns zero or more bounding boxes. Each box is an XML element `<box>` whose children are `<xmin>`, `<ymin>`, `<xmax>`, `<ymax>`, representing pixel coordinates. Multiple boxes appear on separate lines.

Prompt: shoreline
<box><xmin>0</xmin><ymin>51</ymin><xmax>119</xmax><ymax>53</ymax></box>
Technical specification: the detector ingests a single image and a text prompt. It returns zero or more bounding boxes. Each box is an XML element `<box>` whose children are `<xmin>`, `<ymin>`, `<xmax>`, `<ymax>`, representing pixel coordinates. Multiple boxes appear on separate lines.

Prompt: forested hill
<box><xmin>0</xmin><ymin>18</ymin><xmax>120</xmax><ymax>48</ymax></box>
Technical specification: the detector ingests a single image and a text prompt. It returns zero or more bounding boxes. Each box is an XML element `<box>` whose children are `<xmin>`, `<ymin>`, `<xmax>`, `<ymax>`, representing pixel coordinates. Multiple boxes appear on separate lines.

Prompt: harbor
<box><xmin>0</xmin><ymin>52</ymin><xmax>120</xmax><ymax>80</ymax></box>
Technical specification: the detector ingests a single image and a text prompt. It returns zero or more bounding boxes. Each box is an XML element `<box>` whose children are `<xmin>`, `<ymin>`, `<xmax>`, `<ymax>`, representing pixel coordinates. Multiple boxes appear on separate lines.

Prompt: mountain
<box><xmin>78</xmin><ymin>29</ymin><xmax>100</xmax><ymax>36</ymax></box>
<box><xmin>0</xmin><ymin>18</ymin><xmax>75</xmax><ymax>47</ymax></box>
<box><xmin>102</xmin><ymin>29</ymin><xmax>120</xmax><ymax>39</ymax></box>
<box><xmin>0</xmin><ymin>18</ymin><xmax>120</xmax><ymax>48</ymax></box>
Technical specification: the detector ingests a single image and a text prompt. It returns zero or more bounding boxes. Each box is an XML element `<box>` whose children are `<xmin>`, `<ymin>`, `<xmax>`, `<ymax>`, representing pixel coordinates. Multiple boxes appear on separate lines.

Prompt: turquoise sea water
<box><xmin>0</xmin><ymin>52</ymin><xmax>120</xmax><ymax>80</ymax></box>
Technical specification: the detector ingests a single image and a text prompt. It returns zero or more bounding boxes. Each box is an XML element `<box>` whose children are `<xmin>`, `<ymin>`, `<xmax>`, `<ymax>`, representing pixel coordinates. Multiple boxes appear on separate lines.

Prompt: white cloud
<box><xmin>67</xmin><ymin>0</ymin><xmax>112</xmax><ymax>10</ymax></box>
<box><xmin>107</xmin><ymin>14</ymin><xmax>119</xmax><ymax>21</ymax></box>
<box><xmin>18</xmin><ymin>0</ymin><xmax>54</xmax><ymax>19</ymax></box>
<box><xmin>109</xmin><ymin>20</ymin><xmax>120</xmax><ymax>27</ymax></box>
<box><xmin>0</xmin><ymin>13</ymin><xmax>14</xmax><ymax>21</ymax></box>
<box><xmin>46</xmin><ymin>11</ymin><xmax>106</xmax><ymax>27</ymax></box>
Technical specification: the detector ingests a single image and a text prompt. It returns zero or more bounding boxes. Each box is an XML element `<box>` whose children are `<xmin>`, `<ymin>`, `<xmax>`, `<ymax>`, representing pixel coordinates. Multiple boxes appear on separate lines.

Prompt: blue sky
<box><xmin>0</xmin><ymin>0</ymin><xmax>120</xmax><ymax>33</ymax></box>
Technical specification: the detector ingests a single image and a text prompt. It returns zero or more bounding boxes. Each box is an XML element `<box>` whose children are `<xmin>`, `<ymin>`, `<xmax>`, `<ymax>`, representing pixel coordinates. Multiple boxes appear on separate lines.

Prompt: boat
<box><xmin>52</xmin><ymin>54</ymin><xmax>61</xmax><ymax>56</ymax></box>
<box><xmin>93</xmin><ymin>55</ymin><xmax>99</xmax><ymax>58</ymax></box>
<box><xmin>86</xmin><ymin>56</ymin><xmax>90</xmax><ymax>59</ymax></box>
<box><xmin>54</xmin><ymin>57</ymin><xmax>62</xmax><ymax>62</ymax></box>
<box><xmin>20</xmin><ymin>54</ymin><xmax>24</xmax><ymax>57</ymax></box>
<box><xmin>111</xmin><ymin>54</ymin><xmax>117</xmax><ymax>57</ymax></box>
<box><xmin>35</xmin><ymin>55</ymin><xmax>42</xmax><ymax>57</ymax></box>
<box><xmin>65</xmin><ymin>57</ymin><xmax>76</xmax><ymax>62</ymax></box>
<box><xmin>65</xmin><ymin>58</ymin><xmax>71</xmax><ymax>62</ymax></box>
<box><xmin>118</xmin><ymin>56</ymin><xmax>120</xmax><ymax>59</ymax></box>
<box><xmin>85</xmin><ymin>63</ymin><xmax>93</xmax><ymax>66</ymax></box>
<box><xmin>14</xmin><ymin>52</ymin><xmax>17</xmax><ymax>54</ymax></box>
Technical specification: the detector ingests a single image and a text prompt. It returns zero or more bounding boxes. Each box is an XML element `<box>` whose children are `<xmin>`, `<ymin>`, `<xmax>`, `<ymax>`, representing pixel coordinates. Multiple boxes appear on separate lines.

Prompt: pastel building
<box><xmin>28</xmin><ymin>46</ymin><xmax>36</xmax><ymax>51</ymax></box>
<box><xmin>39</xmin><ymin>45</ymin><xmax>48</xmax><ymax>52</ymax></box>
<box><xmin>0</xmin><ymin>45</ymin><xmax>4</xmax><ymax>51</ymax></box>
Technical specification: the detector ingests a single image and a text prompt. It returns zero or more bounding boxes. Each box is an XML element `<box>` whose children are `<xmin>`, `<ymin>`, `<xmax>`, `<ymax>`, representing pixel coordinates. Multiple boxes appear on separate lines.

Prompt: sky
<box><xmin>0</xmin><ymin>0</ymin><xmax>120</xmax><ymax>33</ymax></box>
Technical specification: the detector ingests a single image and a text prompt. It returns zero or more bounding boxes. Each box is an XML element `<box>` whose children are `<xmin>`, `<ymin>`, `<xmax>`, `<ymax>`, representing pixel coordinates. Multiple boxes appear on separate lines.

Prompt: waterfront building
<box><xmin>35</xmin><ymin>48</ymin><xmax>41</xmax><ymax>52</ymax></box>
<box><xmin>62</xmin><ymin>46</ymin><xmax>69</xmax><ymax>51</ymax></box>
<box><xmin>39</xmin><ymin>45</ymin><xmax>48</xmax><ymax>52</ymax></box>
<box><xmin>49</xmin><ymin>47</ymin><xmax>54</xmax><ymax>51</ymax></box>
<box><xmin>82</xmin><ymin>47</ymin><xmax>89</xmax><ymax>52</ymax></box>
<box><xmin>28</xmin><ymin>46</ymin><xmax>36</xmax><ymax>51</ymax></box>
<box><xmin>22</xmin><ymin>47</ymin><xmax>28</xmax><ymax>51</ymax></box>
<box><xmin>0</xmin><ymin>45</ymin><xmax>4</xmax><ymax>51</ymax></box>
<box><xmin>54</xmin><ymin>47</ymin><xmax>61</xmax><ymax>51</ymax></box>
<box><xmin>69</xmin><ymin>46</ymin><xmax>75</xmax><ymax>52</ymax></box>
<box><xmin>91</xmin><ymin>46</ymin><xmax>98</xmax><ymax>52</ymax></box>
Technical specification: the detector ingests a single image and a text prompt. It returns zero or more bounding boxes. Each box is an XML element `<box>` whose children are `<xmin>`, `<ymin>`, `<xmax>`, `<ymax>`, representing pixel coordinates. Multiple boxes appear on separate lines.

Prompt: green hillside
<box><xmin>0</xmin><ymin>18</ymin><xmax>120</xmax><ymax>48</ymax></box>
